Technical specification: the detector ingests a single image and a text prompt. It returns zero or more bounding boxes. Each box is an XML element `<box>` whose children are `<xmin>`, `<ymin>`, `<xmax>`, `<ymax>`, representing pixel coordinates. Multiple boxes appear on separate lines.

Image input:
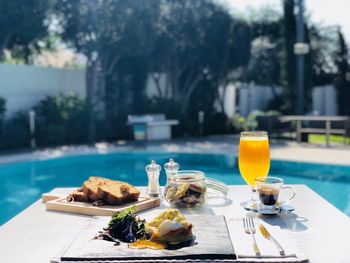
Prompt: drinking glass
<box><xmin>255</xmin><ymin>176</ymin><xmax>295</xmax><ymax>209</ymax></box>
<box><xmin>239</xmin><ymin>131</ymin><xmax>270</xmax><ymax>206</ymax></box>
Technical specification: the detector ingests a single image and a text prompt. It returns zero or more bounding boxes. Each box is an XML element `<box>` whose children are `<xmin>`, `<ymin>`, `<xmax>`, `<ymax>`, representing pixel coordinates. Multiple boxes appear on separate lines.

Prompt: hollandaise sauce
<box><xmin>129</xmin><ymin>240</ymin><xmax>166</xmax><ymax>250</ymax></box>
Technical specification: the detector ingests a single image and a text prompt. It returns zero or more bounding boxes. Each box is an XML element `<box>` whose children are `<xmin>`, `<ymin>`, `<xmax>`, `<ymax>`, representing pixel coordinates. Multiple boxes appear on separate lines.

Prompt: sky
<box><xmin>221</xmin><ymin>0</ymin><xmax>350</xmax><ymax>42</ymax></box>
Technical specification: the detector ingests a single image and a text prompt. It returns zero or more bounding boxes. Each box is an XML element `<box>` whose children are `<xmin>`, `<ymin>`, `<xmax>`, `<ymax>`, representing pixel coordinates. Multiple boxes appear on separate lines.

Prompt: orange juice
<box><xmin>239</xmin><ymin>137</ymin><xmax>270</xmax><ymax>187</ymax></box>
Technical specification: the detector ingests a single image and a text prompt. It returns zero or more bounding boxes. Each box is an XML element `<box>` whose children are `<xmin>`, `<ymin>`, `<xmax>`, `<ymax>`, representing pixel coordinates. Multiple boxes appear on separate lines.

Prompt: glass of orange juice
<box><xmin>239</xmin><ymin>131</ymin><xmax>270</xmax><ymax>206</ymax></box>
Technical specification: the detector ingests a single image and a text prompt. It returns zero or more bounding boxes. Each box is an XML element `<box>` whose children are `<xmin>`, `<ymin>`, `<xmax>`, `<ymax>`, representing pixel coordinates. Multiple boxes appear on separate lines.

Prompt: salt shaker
<box><xmin>145</xmin><ymin>160</ymin><xmax>161</xmax><ymax>198</ymax></box>
<box><xmin>164</xmin><ymin>159</ymin><xmax>180</xmax><ymax>183</ymax></box>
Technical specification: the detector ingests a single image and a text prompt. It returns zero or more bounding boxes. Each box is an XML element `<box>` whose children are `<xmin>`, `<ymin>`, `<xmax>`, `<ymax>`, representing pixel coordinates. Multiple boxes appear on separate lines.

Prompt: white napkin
<box><xmin>226</xmin><ymin>217</ymin><xmax>308</xmax><ymax>262</ymax></box>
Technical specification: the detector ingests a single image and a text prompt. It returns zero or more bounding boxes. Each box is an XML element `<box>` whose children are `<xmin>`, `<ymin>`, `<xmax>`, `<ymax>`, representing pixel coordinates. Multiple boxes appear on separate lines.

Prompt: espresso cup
<box><xmin>255</xmin><ymin>177</ymin><xmax>295</xmax><ymax>208</ymax></box>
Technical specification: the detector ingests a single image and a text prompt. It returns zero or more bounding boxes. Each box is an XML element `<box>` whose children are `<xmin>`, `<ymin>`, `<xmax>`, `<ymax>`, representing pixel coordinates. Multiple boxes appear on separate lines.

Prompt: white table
<box><xmin>0</xmin><ymin>185</ymin><xmax>349</xmax><ymax>263</ymax></box>
<box><xmin>127</xmin><ymin>114</ymin><xmax>179</xmax><ymax>141</ymax></box>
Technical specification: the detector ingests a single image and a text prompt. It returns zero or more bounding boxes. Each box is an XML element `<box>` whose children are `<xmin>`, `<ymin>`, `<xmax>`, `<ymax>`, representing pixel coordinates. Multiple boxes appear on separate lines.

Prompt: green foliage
<box><xmin>0</xmin><ymin>0</ymin><xmax>52</xmax><ymax>62</ymax></box>
<box><xmin>309</xmin><ymin>26</ymin><xmax>338</xmax><ymax>86</ymax></box>
<box><xmin>151</xmin><ymin>0</ymin><xmax>252</xmax><ymax>114</ymax></box>
<box><xmin>231</xmin><ymin>114</ymin><xmax>245</xmax><ymax>131</ymax></box>
<box><xmin>144</xmin><ymin>97</ymin><xmax>182</xmax><ymax>120</ymax></box>
<box><xmin>0</xmin><ymin>97</ymin><xmax>5</xmax><ymax>139</ymax></box>
<box><xmin>243</xmin><ymin>111</ymin><xmax>261</xmax><ymax>131</ymax></box>
<box><xmin>0</xmin><ymin>97</ymin><xmax>5</xmax><ymax>123</ymax></box>
<box><xmin>0</xmin><ymin>112</ymin><xmax>30</xmax><ymax>150</ymax></box>
<box><xmin>245</xmin><ymin>37</ymin><xmax>280</xmax><ymax>86</ymax></box>
<box><xmin>266</xmin><ymin>94</ymin><xmax>285</xmax><ymax>112</ymax></box>
<box><xmin>105</xmin><ymin>205</ymin><xmax>147</xmax><ymax>243</ymax></box>
<box><xmin>204</xmin><ymin>112</ymin><xmax>232</xmax><ymax>135</ymax></box>
<box><xmin>56</xmin><ymin>0</ymin><xmax>254</xmax><ymax>139</ymax></box>
<box><xmin>56</xmin><ymin>0</ymin><xmax>158</xmax><ymax>141</ymax></box>
<box><xmin>231</xmin><ymin>111</ymin><xmax>282</xmax><ymax>133</ymax></box>
<box><xmin>230</xmin><ymin>111</ymin><xmax>260</xmax><ymax>132</ymax></box>
<box><xmin>56</xmin><ymin>0</ymin><xmax>157</xmax><ymax>60</ymax></box>
<box><xmin>255</xmin><ymin>111</ymin><xmax>282</xmax><ymax>132</ymax></box>
<box><xmin>308</xmin><ymin>134</ymin><xmax>349</xmax><ymax>144</ymax></box>
<box><xmin>34</xmin><ymin>94</ymin><xmax>88</xmax><ymax>146</ymax></box>
<box><xmin>1</xmin><ymin>0</ymin><xmax>348</xmax><ymax>148</ymax></box>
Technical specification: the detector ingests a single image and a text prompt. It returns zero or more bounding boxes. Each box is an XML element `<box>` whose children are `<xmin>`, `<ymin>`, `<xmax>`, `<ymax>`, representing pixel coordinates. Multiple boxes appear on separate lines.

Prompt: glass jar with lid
<box><xmin>164</xmin><ymin>170</ymin><xmax>228</xmax><ymax>208</ymax></box>
<box><xmin>164</xmin><ymin>170</ymin><xmax>206</xmax><ymax>208</ymax></box>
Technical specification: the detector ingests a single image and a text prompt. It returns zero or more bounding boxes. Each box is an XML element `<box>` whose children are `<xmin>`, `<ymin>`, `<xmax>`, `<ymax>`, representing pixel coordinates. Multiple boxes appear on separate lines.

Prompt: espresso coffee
<box><xmin>258</xmin><ymin>186</ymin><xmax>279</xmax><ymax>205</ymax></box>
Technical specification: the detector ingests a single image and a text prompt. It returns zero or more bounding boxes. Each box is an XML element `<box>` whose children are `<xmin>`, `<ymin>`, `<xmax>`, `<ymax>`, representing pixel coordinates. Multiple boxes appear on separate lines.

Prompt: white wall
<box><xmin>236</xmin><ymin>84</ymin><xmax>338</xmax><ymax>117</ymax></box>
<box><xmin>0</xmin><ymin>64</ymin><xmax>85</xmax><ymax>117</ymax></box>
<box><xmin>222</xmin><ymin>84</ymin><xmax>237</xmax><ymax>118</ymax></box>
<box><xmin>238</xmin><ymin>84</ymin><xmax>282</xmax><ymax>117</ymax></box>
<box><xmin>312</xmin><ymin>85</ymin><xmax>338</xmax><ymax>115</ymax></box>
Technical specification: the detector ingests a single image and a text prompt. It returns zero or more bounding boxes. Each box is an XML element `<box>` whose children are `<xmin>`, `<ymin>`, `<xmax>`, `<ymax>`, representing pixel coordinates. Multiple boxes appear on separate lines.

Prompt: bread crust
<box><xmin>82</xmin><ymin>176</ymin><xmax>112</xmax><ymax>201</ymax></box>
<box><xmin>97</xmin><ymin>181</ymin><xmax>140</xmax><ymax>205</ymax></box>
<box><xmin>68</xmin><ymin>188</ymin><xmax>90</xmax><ymax>202</ymax></box>
<box><xmin>70</xmin><ymin>176</ymin><xmax>140</xmax><ymax>205</ymax></box>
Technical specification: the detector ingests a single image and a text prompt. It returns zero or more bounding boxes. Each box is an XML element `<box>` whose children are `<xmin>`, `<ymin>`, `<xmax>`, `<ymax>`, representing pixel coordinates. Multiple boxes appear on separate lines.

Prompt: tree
<box><xmin>0</xmin><ymin>97</ymin><xmax>5</xmax><ymax>136</ymax></box>
<box><xmin>334</xmin><ymin>29</ymin><xmax>350</xmax><ymax>115</ymax></box>
<box><xmin>152</xmin><ymin>0</ymin><xmax>251</xmax><ymax>115</ymax></box>
<box><xmin>206</xmin><ymin>19</ymin><xmax>251</xmax><ymax>114</ymax></box>
<box><xmin>246</xmin><ymin>36</ymin><xmax>280</xmax><ymax>88</ymax></box>
<box><xmin>0</xmin><ymin>0</ymin><xmax>51</xmax><ymax>63</ymax></box>
<box><xmin>151</xmin><ymin>0</ymin><xmax>213</xmax><ymax>114</ymax></box>
<box><xmin>33</xmin><ymin>95</ymin><xmax>88</xmax><ymax>146</ymax></box>
<box><xmin>56</xmin><ymin>0</ymin><xmax>158</xmax><ymax>142</ymax></box>
<box><xmin>309</xmin><ymin>26</ymin><xmax>338</xmax><ymax>86</ymax></box>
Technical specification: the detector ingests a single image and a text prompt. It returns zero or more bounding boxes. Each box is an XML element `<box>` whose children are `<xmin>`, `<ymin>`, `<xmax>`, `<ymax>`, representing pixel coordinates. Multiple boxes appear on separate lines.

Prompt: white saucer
<box><xmin>241</xmin><ymin>202</ymin><xmax>295</xmax><ymax>215</ymax></box>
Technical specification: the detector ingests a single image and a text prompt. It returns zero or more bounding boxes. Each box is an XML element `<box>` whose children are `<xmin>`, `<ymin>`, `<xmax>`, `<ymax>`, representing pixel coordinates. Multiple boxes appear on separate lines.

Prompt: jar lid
<box><xmin>205</xmin><ymin>178</ymin><xmax>228</xmax><ymax>199</ymax></box>
<box><xmin>172</xmin><ymin>170</ymin><xmax>205</xmax><ymax>182</ymax></box>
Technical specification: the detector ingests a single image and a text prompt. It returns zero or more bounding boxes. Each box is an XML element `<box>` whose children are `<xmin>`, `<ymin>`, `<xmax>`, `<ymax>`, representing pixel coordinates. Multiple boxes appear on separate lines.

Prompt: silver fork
<box><xmin>243</xmin><ymin>217</ymin><xmax>261</xmax><ymax>256</ymax></box>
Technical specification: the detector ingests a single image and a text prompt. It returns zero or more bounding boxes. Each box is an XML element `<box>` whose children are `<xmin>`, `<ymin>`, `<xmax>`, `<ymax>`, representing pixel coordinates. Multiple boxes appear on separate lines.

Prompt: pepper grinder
<box><xmin>145</xmin><ymin>160</ymin><xmax>161</xmax><ymax>198</ymax></box>
<box><xmin>164</xmin><ymin>159</ymin><xmax>180</xmax><ymax>184</ymax></box>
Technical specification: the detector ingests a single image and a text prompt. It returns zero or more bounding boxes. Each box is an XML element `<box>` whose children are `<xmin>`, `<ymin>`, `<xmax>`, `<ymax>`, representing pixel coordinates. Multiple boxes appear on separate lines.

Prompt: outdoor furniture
<box><xmin>0</xmin><ymin>185</ymin><xmax>349</xmax><ymax>262</ymax></box>
<box><xmin>279</xmin><ymin>115</ymin><xmax>350</xmax><ymax>146</ymax></box>
<box><xmin>256</xmin><ymin>114</ymin><xmax>292</xmax><ymax>138</ymax></box>
<box><xmin>127</xmin><ymin>114</ymin><xmax>179</xmax><ymax>141</ymax></box>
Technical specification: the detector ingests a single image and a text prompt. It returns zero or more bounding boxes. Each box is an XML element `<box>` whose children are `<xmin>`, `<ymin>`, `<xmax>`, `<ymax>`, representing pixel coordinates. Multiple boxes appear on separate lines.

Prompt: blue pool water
<box><xmin>0</xmin><ymin>152</ymin><xmax>350</xmax><ymax>225</ymax></box>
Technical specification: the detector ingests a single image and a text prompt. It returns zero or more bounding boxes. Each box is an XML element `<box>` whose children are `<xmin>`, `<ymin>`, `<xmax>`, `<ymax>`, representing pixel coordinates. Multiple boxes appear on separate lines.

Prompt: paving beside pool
<box><xmin>1</xmin><ymin>135</ymin><xmax>350</xmax><ymax>165</ymax></box>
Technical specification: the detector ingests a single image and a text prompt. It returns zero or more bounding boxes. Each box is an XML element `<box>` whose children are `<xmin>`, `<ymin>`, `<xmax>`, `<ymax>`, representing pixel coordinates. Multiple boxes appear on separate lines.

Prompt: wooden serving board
<box><xmin>55</xmin><ymin>215</ymin><xmax>236</xmax><ymax>262</ymax></box>
<box><xmin>42</xmin><ymin>193</ymin><xmax>161</xmax><ymax>216</ymax></box>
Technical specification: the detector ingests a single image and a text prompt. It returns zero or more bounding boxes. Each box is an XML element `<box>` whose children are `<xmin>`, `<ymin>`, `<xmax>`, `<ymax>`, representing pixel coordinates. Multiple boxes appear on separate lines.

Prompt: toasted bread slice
<box><xmin>67</xmin><ymin>188</ymin><xmax>89</xmax><ymax>202</ymax></box>
<box><xmin>97</xmin><ymin>181</ymin><xmax>140</xmax><ymax>205</ymax></box>
<box><xmin>82</xmin><ymin>176</ymin><xmax>113</xmax><ymax>201</ymax></box>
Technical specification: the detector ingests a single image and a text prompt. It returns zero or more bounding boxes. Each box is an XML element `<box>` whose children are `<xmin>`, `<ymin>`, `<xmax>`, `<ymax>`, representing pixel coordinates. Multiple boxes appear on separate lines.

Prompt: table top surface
<box><xmin>0</xmin><ymin>185</ymin><xmax>349</xmax><ymax>263</ymax></box>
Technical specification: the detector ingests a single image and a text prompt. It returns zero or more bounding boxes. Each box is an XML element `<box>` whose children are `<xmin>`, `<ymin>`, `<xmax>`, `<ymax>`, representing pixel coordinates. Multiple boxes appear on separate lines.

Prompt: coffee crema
<box><xmin>258</xmin><ymin>186</ymin><xmax>279</xmax><ymax>205</ymax></box>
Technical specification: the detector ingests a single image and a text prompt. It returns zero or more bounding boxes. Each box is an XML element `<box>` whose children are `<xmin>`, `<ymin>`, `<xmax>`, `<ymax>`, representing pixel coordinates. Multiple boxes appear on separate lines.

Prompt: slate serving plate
<box><xmin>56</xmin><ymin>215</ymin><xmax>236</xmax><ymax>262</ymax></box>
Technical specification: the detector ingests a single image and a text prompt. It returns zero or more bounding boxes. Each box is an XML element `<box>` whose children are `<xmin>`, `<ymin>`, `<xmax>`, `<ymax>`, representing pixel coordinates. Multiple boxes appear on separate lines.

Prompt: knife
<box><xmin>259</xmin><ymin>224</ymin><xmax>286</xmax><ymax>256</ymax></box>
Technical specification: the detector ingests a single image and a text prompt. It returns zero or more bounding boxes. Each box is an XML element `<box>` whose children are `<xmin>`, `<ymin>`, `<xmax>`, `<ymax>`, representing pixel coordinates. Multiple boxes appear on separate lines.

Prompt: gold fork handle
<box><xmin>250</xmin><ymin>232</ymin><xmax>261</xmax><ymax>256</ymax></box>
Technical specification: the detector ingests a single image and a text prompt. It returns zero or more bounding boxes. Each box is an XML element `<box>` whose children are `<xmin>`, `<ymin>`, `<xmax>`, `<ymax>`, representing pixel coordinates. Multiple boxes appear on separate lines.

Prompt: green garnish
<box><xmin>108</xmin><ymin>205</ymin><xmax>136</xmax><ymax>227</ymax></box>
<box><xmin>101</xmin><ymin>205</ymin><xmax>148</xmax><ymax>243</ymax></box>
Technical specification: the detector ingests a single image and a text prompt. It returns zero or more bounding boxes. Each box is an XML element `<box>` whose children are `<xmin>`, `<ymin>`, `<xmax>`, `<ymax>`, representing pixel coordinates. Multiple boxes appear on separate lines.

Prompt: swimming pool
<box><xmin>0</xmin><ymin>152</ymin><xmax>349</xmax><ymax>225</ymax></box>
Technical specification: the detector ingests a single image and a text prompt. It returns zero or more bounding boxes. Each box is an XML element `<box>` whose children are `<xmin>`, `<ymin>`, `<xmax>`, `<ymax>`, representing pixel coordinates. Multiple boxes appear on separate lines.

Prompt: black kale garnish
<box><xmin>96</xmin><ymin>206</ymin><xmax>147</xmax><ymax>243</ymax></box>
